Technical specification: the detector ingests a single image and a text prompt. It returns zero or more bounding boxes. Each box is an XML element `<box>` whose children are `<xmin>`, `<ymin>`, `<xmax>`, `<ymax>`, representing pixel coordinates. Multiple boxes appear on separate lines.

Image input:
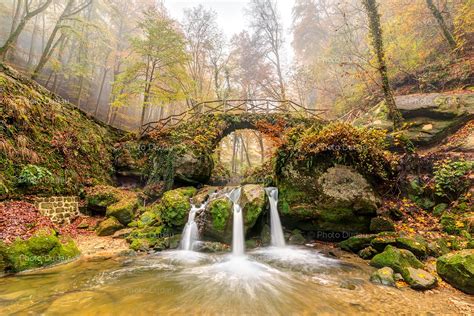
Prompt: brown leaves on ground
<box><xmin>0</xmin><ymin>201</ymin><xmax>102</xmax><ymax>243</ymax></box>
<box><xmin>0</xmin><ymin>201</ymin><xmax>56</xmax><ymax>243</ymax></box>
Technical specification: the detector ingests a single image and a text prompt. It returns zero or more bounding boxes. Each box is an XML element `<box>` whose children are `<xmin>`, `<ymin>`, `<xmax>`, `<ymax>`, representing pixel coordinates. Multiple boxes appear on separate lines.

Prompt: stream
<box><xmin>0</xmin><ymin>246</ymin><xmax>471</xmax><ymax>315</ymax></box>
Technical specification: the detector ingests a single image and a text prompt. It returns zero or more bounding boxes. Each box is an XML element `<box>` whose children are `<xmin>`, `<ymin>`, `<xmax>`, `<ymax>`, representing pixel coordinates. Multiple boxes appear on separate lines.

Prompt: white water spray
<box><xmin>228</xmin><ymin>187</ymin><xmax>245</xmax><ymax>256</ymax></box>
<box><xmin>180</xmin><ymin>203</ymin><xmax>204</xmax><ymax>251</ymax></box>
<box><xmin>265</xmin><ymin>187</ymin><xmax>286</xmax><ymax>247</ymax></box>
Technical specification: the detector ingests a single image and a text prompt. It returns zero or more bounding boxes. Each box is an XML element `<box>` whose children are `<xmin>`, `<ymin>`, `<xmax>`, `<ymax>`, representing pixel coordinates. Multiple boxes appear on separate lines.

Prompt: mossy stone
<box><xmin>1</xmin><ymin>230</ymin><xmax>80</xmax><ymax>273</ymax></box>
<box><xmin>370</xmin><ymin>267</ymin><xmax>396</xmax><ymax>287</ymax></box>
<box><xmin>339</xmin><ymin>234</ymin><xmax>376</xmax><ymax>253</ymax></box>
<box><xmin>106</xmin><ymin>198</ymin><xmax>137</xmax><ymax>225</ymax></box>
<box><xmin>96</xmin><ymin>217</ymin><xmax>124</xmax><ymax>236</ymax></box>
<box><xmin>370</xmin><ymin>232</ymin><xmax>398</xmax><ymax>252</ymax></box>
<box><xmin>158</xmin><ymin>187</ymin><xmax>196</xmax><ymax>227</ymax></box>
<box><xmin>359</xmin><ymin>246</ymin><xmax>378</xmax><ymax>260</ymax></box>
<box><xmin>208</xmin><ymin>197</ymin><xmax>232</xmax><ymax>232</ymax></box>
<box><xmin>437</xmin><ymin>250</ymin><xmax>474</xmax><ymax>294</ymax></box>
<box><xmin>403</xmin><ymin>267</ymin><xmax>437</xmax><ymax>290</ymax></box>
<box><xmin>370</xmin><ymin>216</ymin><xmax>395</xmax><ymax>233</ymax></box>
<box><xmin>370</xmin><ymin>245</ymin><xmax>423</xmax><ymax>279</ymax></box>
<box><xmin>396</xmin><ymin>236</ymin><xmax>428</xmax><ymax>258</ymax></box>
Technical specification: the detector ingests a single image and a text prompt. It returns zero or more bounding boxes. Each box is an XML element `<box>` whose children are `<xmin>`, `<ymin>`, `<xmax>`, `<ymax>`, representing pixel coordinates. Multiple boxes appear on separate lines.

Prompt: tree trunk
<box><xmin>426</xmin><ymin>0</ymin><xmax>457</xmax><ymax>51</ymax></box>
<box><xmin>362</xmin><ymin>0</ymin><xmax>403</xmax><ymax>130</ymax></box>
<box><xmin>94</xmin><ymin>68</ymin><xmax>109</xmax><ymax>116</ymax></box>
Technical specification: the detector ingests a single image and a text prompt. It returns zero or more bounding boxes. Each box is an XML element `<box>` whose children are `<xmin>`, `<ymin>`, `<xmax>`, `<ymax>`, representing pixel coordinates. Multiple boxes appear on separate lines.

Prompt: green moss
<box><xmin>158</xmin><ymin>187</ymin><xmax>195</xmax><ymax>227</ymax></box>
<box><xmin>370</xmin><ymin>245</ymin><xmax>423</xmax><ymax>279</ymax></box>
<box><xmin>441</xmin><ymin>212</ymin><xmax>465</xmax><ymax>235</ymax></box>
<box><xmin>1</xmin><ymin>230</ymin><xmax>80</xmax><ymax>273</ymax></box>
<box><xmin>106</xmin><ymin>195</ymin><xmax>138</xmax><ymax>225</ymax></box>
<box><xmin>85</xmin><ymin>185</ymin><xmax>120</xmax><ymax>208</ymax></box>
<box><xmin>339</xmin><ymin>234</ymin><xmax>376</xmax><ymax>252</ymax></box>
<box><xmin>96</xmin><ymin>217</ymin><xmax>124</xmax><ymax>236</ymax></box>
<box><xmin>396</xmin><ymin>236</ymin><xmax>428</xmax><ymax>258</ymax></box>
<box><xmin>437</xmin><ymin>250</ymin><xmax>474</xmax><ymax>294</ymax></box>
<box><xmin>209</xmin><ymin>198</ymin><xmax>232</xmax><ymax>232</ymax></box>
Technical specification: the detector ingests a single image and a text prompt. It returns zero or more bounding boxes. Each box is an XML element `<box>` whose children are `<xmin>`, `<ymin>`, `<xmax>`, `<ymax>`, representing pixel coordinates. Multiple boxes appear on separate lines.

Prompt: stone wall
<box><xmin>35</xmin><ymin>196</ymin><xmax>80</xmax><ymax>224</ymax></box>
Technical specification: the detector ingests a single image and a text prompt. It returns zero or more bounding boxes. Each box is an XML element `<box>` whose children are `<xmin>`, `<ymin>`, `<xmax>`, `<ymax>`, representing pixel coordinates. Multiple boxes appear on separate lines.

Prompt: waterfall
<box><xmin>265</xmin><ymin>187</ymin><xmax>286</xmax><ymax>247</ymax></box>
<box><xmin>180</xmin><ymin>203</ymin><xmax>204</xmax><ymax>251</ymax></box>
<box><xmin>228</xmin><ymin>187</ymin><xmax>245</xmax><ymax>256</ymax></box>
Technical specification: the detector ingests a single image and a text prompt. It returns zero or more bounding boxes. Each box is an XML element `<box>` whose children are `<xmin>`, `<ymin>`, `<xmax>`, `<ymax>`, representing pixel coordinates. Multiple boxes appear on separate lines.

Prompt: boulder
<box><xmin>318</xmin><ymin>165</ymin><xmax>378</xmax><ymax>214</ymax></box>
<box><xmin>339</xmin><ymin>234</ymin><xmax>376</xmax><ymax>252</ymax></box>
<box><xmin>404</xmin><ymin>267</ymin><xmax>437</xmax><ymax>290</ymax></box>
<box><xmin>396</xmin><ymin>236</ymin><xmax>428</xmax><ymax>258</ymax></box>
<box><xmin>370</xmin><ymin>217</ymin><xmax>395</xmax><ymax>233</ymax></box>
<box><xmin>194</xmin><ymin>241</ymin><xmax>230</xmax><ymax>253</ymax></box>
<box><xmin>157</xmin><ymin>187</ymin><xmax>197</xmax><ymax>228</ymax></box>
<box><xmin>261</xmin><ymin>224</ymin><xmax>271</xmax><ymax>246</ymax></box>
<box><xmin>427</xmin><ymin>239</ymin><xmax>450</xmax><ymax>257</ymax></box>
<box><xmin>370</xmin><ymin>267</ymin><xmax>396</xmax><ymax>287</ymax></box>
<box><xmin>96</xmin><ymin>217</ymin><xmax>124</xmax><ymax>236</ymax></box>
<box><xmin>359</xmin><ymin>246</ymin><xmax>378</xmax><ymax>260</ymax></box>
<box><xmin>198</xmin><ymin>185</ymin><xmax>266</xmax><ymax>244</ymax></box>
<box><xmin>278</xmin><ymin>165</ymin><xmax>377</xmax><ymax>235</ymax></box>
<box><xmin>370</xmin><ymin>232</ymin><xmax>398</xmax><ymax>252</ymax></box>
<box><xmin>174</xmin><ymin>152</ymin><xmax>214</xmax><ymax>184</ymax></box>
<box><xmin>437</xmin><ymin>250</ymin><xmax>474</xmax><ymax>294</ymax></box>
<box><xmin>106</xmin><ymin>196</ymin><xmax>138</xmax><ymax>225</ymax></box>
<box><xmin>289</xmin><ymin>229</ymin><xmax>305</xmax><ymax>245</ymax></box>
<box><xmin>370</xmin><ymin>245</ymin><xmax>423</xmax><ymax>279</ymax></box>
<box><xmin>356</xmin><ymin>92</ymin><xmax>474</xmax><ymax>146</ymax></box>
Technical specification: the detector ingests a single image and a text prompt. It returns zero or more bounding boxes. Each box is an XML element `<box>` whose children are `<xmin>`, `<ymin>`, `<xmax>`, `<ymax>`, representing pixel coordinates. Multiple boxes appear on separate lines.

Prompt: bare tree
<box><xmin>247</xmin><ymin>0</ymin><xmax>287</xmax><ymax>102</ymax></box>
<box><xmin>0</xmin><ymin>0</ymin><xmax>53</xmax><ymax>60</ymax></box>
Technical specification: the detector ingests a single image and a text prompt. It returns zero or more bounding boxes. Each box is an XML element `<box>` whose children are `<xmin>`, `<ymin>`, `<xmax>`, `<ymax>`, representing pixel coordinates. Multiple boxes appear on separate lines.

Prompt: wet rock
<box><xmin>339</xmin><ymin>234</ymin><xmax>376</xmax><ymax>252</ymax></box>
<box><xmin>199</xmin><ymin>184</ymin><xmax>266</xmax><ymax>244</ymax></box>
<box><xmin>289</xmin><ymin>229</ymin><xmax>305</xmax><ymax>245</ymax></box>
<box><xmin>261</xmin><ymin>224</ymin><xmax>271</xmax><ymax>246</ymax></box>
<box><xmin>396</xmin><ymin>236</ymin><xmax>428</xmax><ymax>258</ymax></box>
<box><xmin>96</xmin><ymin>217</ymin><xmax>124</xmax><ymax>236</ymax></box>
<box><xmin>245</xmin><ymin>239</ymin><xmax>258</xmax><ymax>249</ymax></box>
<box><xmin>194</xmin><ymin>241</ymin><xmax>229</xmax><ymax>253</ymax></box>
<box><xmin>358</xmin><ymin>246</ymin><xmax>378</xmax><ymax>260</ymax></box>
<box><xmin>370</xmin><ymin>245</ymin><xmax>423</xmax><ymax>279</ymax></box>
<box><xmin>370</xmin><ymin>217</ymin><xmax>395</xmax><ymax>233</ymax></box>
<box><xmin>192</xmin><ymin>186</ymin><xmax>218</xmax><ymax>206</ymax></box>
<box><xmin>437</xmin><ymin>250</ymin><xmax>474</xmax><ymax>294</ymax></box>
<box><xmin>370</xmin><ymin>267</ymin><xmax>396</xmax><ymax>287</ymax></box>
<box><xmin>404</xmin><ymin>267</ymin><xmax>437</xmax><ymax>290</ymax></box>
<box><xmin>158</xmin><ymin>187</ymin><xmax>197</xmax><ymax>228</ymax></box>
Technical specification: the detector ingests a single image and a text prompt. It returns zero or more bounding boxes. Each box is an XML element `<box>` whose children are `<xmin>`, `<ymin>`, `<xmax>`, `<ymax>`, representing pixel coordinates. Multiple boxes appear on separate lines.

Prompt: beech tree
<box><xmin>0</xmin><ymin>0</ymin><xmax>53</xmax><ymax>60</ymax></box>
<box><xmin>362</xmin><ymin>0</ymin><xmax>403</xmax><ymax>130</ymax></box>
<box><xmin>112</xmin><ymin>8</ymin><xmax>189</xmax><ymax>130</ymax></box>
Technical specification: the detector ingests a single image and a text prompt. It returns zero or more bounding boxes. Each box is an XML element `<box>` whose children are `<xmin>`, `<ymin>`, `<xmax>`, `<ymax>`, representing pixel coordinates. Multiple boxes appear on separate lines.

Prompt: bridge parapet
<box><xmin>141</xmin><ymin>99</ymin><xmax>327</xmax><ymax>136</ymax></box>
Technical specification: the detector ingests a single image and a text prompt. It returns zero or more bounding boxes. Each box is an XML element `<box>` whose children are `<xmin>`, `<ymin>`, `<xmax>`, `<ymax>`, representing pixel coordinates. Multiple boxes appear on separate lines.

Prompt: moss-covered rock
<box><xmin>404</xmin><ymin>267</ymin><xmax>437</xmax><ymax>290</ymax></box>
<box><xmin>339</xmin><ymin>234</ymin><xmax>376</xmax><ymax>252</ymax></box>
<box><xmin>85</xmin><ymin>185</ymin><xmax>139</xmax><ymax>225</ymax></box>
<box><xmin>396</xmin><ymin>236</ymin><xmax>428</xmax><ymax>258</ymax></box>
<box><xmin>199</xmin><ymin>185</ymin><xmax>266</xmax><ymax>244</ymax></box>
<box><xmin>194</xmin><ymin>241</ymin><xmax>230</xmax><ymax>253</ymax></box>
<box><xmin>96</xmin><ymin>217</ymin><xmax>124</xmax><ymax>236</ymax></box>
<box><xmin>370</xmin><ymin>245</ymin><xmax>423</xmax><ymax>279</ymax></box>
<box><xmin>241</xmin><ymin>184</ymin><xmax>266</xmax><ymax>228</ymax></box>
<box><xmin>370</xmin><ymin>267</ymin><xmax>396</xmax><ymax>287</ymax></box>
<box><xmin>289</xmin><ymin>229</ymin><xmax>305</xmax><ymax>245</ymax></box>
<box><xmin>427</xmin><ymin>238</ymin><xmax>451</xmax><ymax>257</ymax></box>
<box><xmin>157</xmin><ymin>187</ymin><xmax>196</xmax><ymax>227</ymax></box>
<box><xmin>437</xmin><ymin>250</ymin><xmax>474</xmax><ymax>294</ymax></box>
<box><xmin>370</xmin><ymin>232</ymin><xmax>398</xmax><ymax>252</ymax></box>
<box><xmin>359</xmin><ymin>246</ymin><xmax>378</xmax><ymax>260</ymax></box>
<box><xmin>0</xmin><ymin>230</ymin><xmax>80</xmax><ymax>273</ymax></box>
<box><xmin>369</xmin><ymin>217</ymin><xmax>395</xmax><ymax>233</ymax></box>
<box><xmin>106</xmin><ymin>194</ymin><xmax>138</xmax><ymax>225</ymax></box>
<box><xmin>277</xmin><ymin>164</ymin><xmax>379</xmax><ymax>235</ymax></box>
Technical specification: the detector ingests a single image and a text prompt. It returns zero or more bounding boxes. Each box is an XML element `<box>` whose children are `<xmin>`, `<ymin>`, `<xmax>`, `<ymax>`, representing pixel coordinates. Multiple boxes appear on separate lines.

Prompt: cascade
<box><xmin>265</xmin><ymin>187</ymin><xmax>286</xmax><ymax>247</ymax></box>
<box><xmin>180</xmin><ymin>203</ymin><xmax>204</xmax><ymax>251</ymax></box>
<box><xmin>228</xmin><ymin>187</ymin><xmax>244</xmax><ymax>256</ymax></box>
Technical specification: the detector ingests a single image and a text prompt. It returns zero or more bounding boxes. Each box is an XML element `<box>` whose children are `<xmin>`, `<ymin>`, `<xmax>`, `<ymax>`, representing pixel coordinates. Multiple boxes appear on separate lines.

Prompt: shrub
<box><xmin>17</xmin><ymin>164</ymin><xmax>53</xmax><ymax>187</ymax></box>
<box><xmin>433</xmin><ymin>159</ymin><xmax>473</xmax><ymax>200</ymax></box>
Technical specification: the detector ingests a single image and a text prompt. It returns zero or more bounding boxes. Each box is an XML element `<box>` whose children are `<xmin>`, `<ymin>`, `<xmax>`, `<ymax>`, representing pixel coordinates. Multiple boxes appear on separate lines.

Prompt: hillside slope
<box><xmin>0</xmin><ymin>64</ymin><xmax>124</xmax><ymax>198</ymax></box>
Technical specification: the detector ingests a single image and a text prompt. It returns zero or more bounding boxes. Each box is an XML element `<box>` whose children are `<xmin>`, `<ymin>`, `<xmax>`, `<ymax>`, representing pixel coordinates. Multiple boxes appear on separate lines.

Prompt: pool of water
<box><xmin>0</xmin><ymin>246</ymin><xmax>471</xmax><ymax>315</ymax></box>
